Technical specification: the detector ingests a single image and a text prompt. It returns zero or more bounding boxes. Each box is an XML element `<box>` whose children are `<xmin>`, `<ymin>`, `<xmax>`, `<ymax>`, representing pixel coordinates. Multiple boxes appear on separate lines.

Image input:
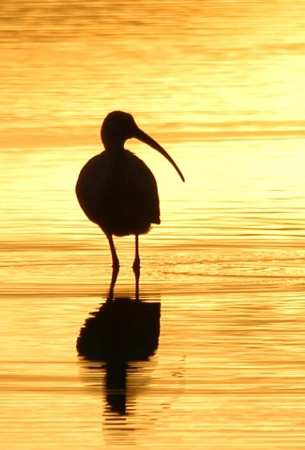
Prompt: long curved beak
<box><xmin>134</xmin><ymin>128</ymin><xmax>185</xmax><ymax>182</ymax></box>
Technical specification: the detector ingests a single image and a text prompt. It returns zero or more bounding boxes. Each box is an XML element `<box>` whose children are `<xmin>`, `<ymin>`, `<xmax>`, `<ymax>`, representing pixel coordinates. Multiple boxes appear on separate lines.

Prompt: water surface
<box><xmin>1</xmin><ymin>1</ymin><xmax>305</xmax><ymax>448</ymax></box>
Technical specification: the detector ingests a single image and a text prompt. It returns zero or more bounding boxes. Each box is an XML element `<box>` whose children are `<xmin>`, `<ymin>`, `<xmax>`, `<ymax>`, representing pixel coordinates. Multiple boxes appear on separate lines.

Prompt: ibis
<box><xmin>76</xmin><ymin>111</ymin><xmax>184</xmax><ymax>278</ymax></box>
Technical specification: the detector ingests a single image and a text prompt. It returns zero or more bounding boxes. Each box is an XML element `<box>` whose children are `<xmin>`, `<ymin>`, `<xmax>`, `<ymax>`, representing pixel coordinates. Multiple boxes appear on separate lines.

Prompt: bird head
<box><xmin>101</xmin><ymin>111</ymin><xmax>137</xmax><ymax>146</ymax></box>
<box><xmin>100</xmin><ymin>111</ymin><xmax>185</xmax><ymax>182</ymax></box>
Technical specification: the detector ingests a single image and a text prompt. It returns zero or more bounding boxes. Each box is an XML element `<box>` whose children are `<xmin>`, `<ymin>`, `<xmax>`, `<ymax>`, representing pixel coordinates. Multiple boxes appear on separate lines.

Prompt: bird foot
<box><xmin>132</xmin><ymin>259</ymin><xmax>140</xmax><ymax>300</ymax></box>
<box><xmin>132</xmin><ymin>258</ymin><xmax>140</xmax><ymax>277</ymax></box>
<box><xmin>132</xmin><ymin>258</ymin><xmax>140</xmax><ymax>270</ymax></box>
<box><xmin>112</xmin><ymin>262</ymin><xmax>120</xmax><ymax>276</ymax></box>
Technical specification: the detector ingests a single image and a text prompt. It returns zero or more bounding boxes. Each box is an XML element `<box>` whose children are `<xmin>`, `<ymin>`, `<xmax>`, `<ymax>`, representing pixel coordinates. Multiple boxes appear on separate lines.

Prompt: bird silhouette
<box><xmin>76</xmin><ymin>111</ymin><xmax>184</xmax><ymax>279</ymax></box>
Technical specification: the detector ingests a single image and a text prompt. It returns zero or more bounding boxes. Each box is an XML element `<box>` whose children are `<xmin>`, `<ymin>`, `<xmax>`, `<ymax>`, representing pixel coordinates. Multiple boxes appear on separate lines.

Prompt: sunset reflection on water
<box><xmin>1</xmin><ymin>1</ymin><xmax>305</xmax><ymax>449</ymax></box>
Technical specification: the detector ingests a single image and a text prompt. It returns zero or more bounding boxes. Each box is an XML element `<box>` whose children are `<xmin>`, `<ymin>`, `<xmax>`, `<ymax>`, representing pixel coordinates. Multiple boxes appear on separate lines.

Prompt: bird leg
<box><xmin>133</xmin><ymin>235</ymin><xmax>140</xmax><ymax>300</ymax></box>
<box><xmin>107</xmin><ymin>265</ymin><xmax>119</xmax><ymax>302</ymax></box>
<box><xmin>107</xmin><ymin>234</ymin><xmax>120</xmax><ymax>276</ymax></box>
<box><xmin>132</xmin><ymin>235</ymin><xmax>140</xmax><ymax>273</ymax></box>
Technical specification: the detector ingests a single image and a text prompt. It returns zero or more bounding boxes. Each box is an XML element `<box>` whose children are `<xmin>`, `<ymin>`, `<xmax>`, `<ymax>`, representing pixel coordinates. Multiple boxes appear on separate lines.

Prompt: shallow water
<box><xmin>1</xmin><ymin>1</ymin><xmax>305</xmax><ymax>448</ymax></box>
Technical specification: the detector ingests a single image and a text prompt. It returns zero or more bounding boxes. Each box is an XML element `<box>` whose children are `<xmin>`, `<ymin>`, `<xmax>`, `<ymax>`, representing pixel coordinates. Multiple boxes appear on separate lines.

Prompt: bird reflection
<box><xmin>77</xmin><ymin>271</ymin><xmax>161</xmax><ymax>415</ymax></box>
<box><xmin>104</xmin><ymin>361</ymin><xmax>128</xmax><ymax>415</ymax></box>
<box><xmin>77</xmin><ymin>295</ymin><xmax>160</xmax><ymax>362</ymax></box>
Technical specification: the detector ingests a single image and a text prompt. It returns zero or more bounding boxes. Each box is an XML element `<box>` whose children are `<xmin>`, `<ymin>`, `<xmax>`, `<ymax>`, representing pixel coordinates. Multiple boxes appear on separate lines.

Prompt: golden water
<box><xmin>1</xmin><ymin>1</ymin><xmax>305</xmax><ymax>448</ymax></box>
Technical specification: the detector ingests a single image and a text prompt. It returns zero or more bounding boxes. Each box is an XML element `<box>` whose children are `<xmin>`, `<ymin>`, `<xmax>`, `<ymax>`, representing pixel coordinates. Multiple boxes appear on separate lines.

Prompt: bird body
<box><xmin>76</xmin><ymin>149</ymin><xmax>160</xmax><ymax>237</ymax></box>
<box><xmin>76</xmin><ymin>111</ymin><xmax>184</xmax><ymax>277</ymax></box>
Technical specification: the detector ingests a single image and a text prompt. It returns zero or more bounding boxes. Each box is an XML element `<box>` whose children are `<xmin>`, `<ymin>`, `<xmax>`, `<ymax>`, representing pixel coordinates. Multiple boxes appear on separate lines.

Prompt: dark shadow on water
<box><xmin>77</xmin><ymin>268</ymin><xmax>161</xmax><ymax>416</ymax></box>
<box><xmin>77</xmin><ymin>297</ymin><xmax>160</xmax><ymax>362</ymax></box>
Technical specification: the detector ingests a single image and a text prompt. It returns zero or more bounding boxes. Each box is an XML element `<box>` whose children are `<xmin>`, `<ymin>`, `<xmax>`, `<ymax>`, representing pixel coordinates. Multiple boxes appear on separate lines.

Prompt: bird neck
<box><xmin>103</xmin><ymin>137</ymin><xmax>126</xmax><ymax>153</ymax></box>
